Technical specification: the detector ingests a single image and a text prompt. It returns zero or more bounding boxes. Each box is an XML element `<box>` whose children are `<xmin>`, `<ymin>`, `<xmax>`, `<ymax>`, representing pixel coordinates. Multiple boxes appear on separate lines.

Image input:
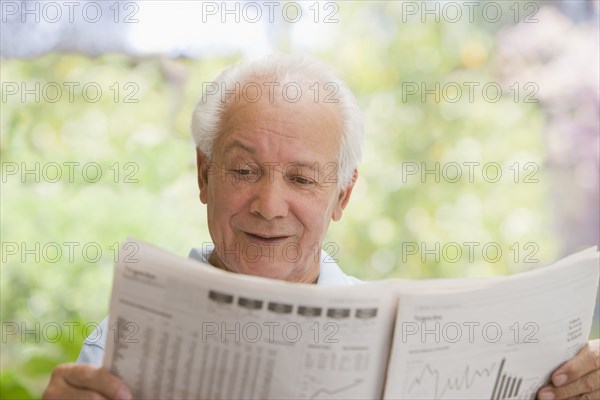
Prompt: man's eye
<box><xmin>228</xmin><ymin>168</ymin><xmax>260</xmax><ymax>182</ymax></box>
<box><xmin>290</xmin><ymin>176</ymin><xmax>315</xmax><ymax>185</ymax></box>
<box><xmin>227</xmin><ymin>167</ymin><xmax>257</xmax><ymax>175</ymax></box>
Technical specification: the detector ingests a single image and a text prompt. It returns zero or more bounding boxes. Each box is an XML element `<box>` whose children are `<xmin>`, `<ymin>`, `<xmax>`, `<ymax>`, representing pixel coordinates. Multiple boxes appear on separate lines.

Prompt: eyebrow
<box><xmin>286</xmin><ymin>161</ymin><xmax>322</xmax><ymax>171</ymax></box>
<box><xmin>223</xmin><ymin>140</ymin><xmax>256</xmax><ymax>155</ymax></box>
<box><xmin>223</xmin><ymin>140</ymin><xmax>329</xmax><ymax>171</ymax></box>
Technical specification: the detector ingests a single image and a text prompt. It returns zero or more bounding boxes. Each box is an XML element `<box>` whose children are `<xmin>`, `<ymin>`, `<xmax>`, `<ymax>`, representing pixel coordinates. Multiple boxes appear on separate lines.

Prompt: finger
<box><xmin>537</xmin><ymin>385</ymin><xmax>553</xmax><ymax>400</ymax></box>
<box><xmin>580</xmin><ymin>388</ymin><xmax>599</xmax><ymax>400</ymax></box>
<box><xmin>539</xmin><ymin>369</ymin><xmax>600</xmax><ymax>400</ymax></box>
<box><xmin>57</xmin><ymin>364</ymin><xmax>132</xmax><ymax>400</ymax></box>
<box><xmin>44</xmin><ymin>366</ymin><xmax>108</xmax><ymax>400</ymax></box>
<box><xmin>44</xmin><ymin>380</ymin><xmax>108</xmax><ymax>400</ymax></box>
<box><xmin>552</xmin><ymin>340</ymin><xmax>600</xmax><ymax>387</ymax></box>
<box><xmin>564</xmin><ymin>390</ymin><xmax>600</xmax><ymax>400</ymax></box>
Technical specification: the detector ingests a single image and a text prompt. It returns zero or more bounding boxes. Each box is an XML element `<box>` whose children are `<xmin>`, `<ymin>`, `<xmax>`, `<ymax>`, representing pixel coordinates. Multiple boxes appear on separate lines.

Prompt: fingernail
<box><xmin>117</xmin><ymin>387</ymin><xmax>132</xmax><ymax>400</ymax></box>
<box><xmin>553</xmin><ymin>373</ymin><xmax>568</xmax><ymax>386</ymax></box>
<box><xmin>538</xmin><ymin>390</ymin><xmax>555</xmax><ymax>400</ymax></box>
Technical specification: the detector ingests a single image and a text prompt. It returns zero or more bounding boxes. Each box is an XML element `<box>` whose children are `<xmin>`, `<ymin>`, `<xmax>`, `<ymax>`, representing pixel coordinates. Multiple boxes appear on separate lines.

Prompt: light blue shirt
<box><xmin>77</xmin><ymin>246</ymin><xmax>359</xmax><ymax>366</ymax></box>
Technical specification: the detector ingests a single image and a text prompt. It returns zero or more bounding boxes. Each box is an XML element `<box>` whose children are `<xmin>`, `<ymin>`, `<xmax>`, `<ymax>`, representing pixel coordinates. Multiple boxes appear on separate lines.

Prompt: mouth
<box><xmin>242</xmin><ymin>231</ymin><xmax>292</xmax><ymax>244</ymax></box>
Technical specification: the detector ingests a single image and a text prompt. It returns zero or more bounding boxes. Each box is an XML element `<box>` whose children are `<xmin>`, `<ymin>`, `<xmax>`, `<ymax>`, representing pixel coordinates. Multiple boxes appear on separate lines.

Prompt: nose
<box><xmin>249</xmin><ymin>176</ymin><xmax>289</xmax><ymax>220</ymax></box>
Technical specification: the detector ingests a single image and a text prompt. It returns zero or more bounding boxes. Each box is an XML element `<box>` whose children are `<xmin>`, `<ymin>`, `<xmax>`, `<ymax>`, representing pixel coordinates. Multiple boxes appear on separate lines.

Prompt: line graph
<box><xmin>308</xmin><ymin>378</ymin><xmax>364</xmax><ymax>399</ymax></box>
<box><xmin>407</xmin><ymin>360</ymin><xmax>494</xmax><ymax>399</ymax></box>
<box><xmin>406</xmin><ymin>358</ymin><xmax>524</xmax><ymax>399</ymax></box>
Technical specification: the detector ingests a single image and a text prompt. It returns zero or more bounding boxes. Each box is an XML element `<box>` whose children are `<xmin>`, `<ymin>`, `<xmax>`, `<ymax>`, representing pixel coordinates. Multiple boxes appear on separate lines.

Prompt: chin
<box><xmin>237</xmin><ymin>261</ymin><xmax>296</xmax><ymax>281</ymax></box>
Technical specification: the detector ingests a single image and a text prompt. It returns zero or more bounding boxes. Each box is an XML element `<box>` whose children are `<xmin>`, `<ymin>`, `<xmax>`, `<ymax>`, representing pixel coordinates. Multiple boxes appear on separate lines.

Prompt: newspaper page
<box><xmin>383</xmin><ymin>248</ymin><xmax>600</xmax><ymax>400</ymax></box>
<box><xmin>102</xmin><ymin>239</ymin><xmax>397</xmax><ymax>399</ymax></box>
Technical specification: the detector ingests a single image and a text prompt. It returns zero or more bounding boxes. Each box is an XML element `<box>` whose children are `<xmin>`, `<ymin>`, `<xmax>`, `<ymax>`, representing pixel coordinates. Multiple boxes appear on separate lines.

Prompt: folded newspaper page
<box><xmin>103</xmin><ymin>239</ymin><xmax>398</xmax><ymax>399</ymax></box>
<box><xmin>384</xmin><ymin>247</ymin><xmax>599</xmax><ymax>399</ymax></box>
<box><xmin>103</xmin><ymin>239</ymin><xmax>599</xmax><ymax>400</ymax></box>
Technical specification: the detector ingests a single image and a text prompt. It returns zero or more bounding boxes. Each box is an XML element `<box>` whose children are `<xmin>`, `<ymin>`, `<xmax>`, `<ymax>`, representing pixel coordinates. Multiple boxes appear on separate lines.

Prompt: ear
<box><xmin>332</xmin><ymin>168</ymin><xmax>358</xmax><ymax>221</ymax></box>
<box><xmin>196</xmin><ymin>147</ymin><xmax>210</xmax><ymax>204</ymax></box>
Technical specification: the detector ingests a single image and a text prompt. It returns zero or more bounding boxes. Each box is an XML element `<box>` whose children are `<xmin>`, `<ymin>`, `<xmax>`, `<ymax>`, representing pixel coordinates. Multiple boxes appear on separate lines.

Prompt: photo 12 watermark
<box><xmin>1</xmin><ymin>162</ymin><xmax>140</xmax><ymax>184</ymax></box>
<box><xmin>1</xmin><ymin>1</ymin><xmax>139</xmax><ymax>24</ymax></box>
<box><xmin>201</xmin><ymin>81</ymin><xmax>340</xmax><ymax>104</ymax></box>
<box><xmin>400</xmin><ymin>161</ymin><xmax>540</xmax><ymax>184</ymax></box>
<box><xmin>2</xmin><ymin>321</ymin><xmax>109</xmax><ymax>344</ymax></box>
<box><xmin>398</xmin><ymin>1</ymin><xmax>539</xmax><ymax>24</ymax></box>
<box><xmin>400</xmin><ymin>320</ymin><xmax>540</xmax><ymax>344</ymax></box>
<box><xmin>401</xmin><ymin>82</ymin><xmax>539</xmax><ymax>104</ymax></box>
<box><xmin>198</xmin><ymin>1</ymin><xmax>340</xmax><ymax>24</ymax></box>
<box><xmin>204</xmin><ymin>161</ymin><xmax>340</xmax><ymax>186</ymax></box>
<box><xmin>207</xmin><ymin>241</ymin><xmax>340</xmax><ymax>264</ymax></box>
<box><xmin>1</xmin><ymin>241</ymin><xmax>140</xmax><ymax>264</ymax></box>
<box><xmin>400</xmin><ymin>241</ymin><xmax>541</xmax><ymax>264</ymax></box>
<box><xmin>1</xmin><ymin>81</ymin><xmax>140</xmax><ymax>104</ymax></box>
<box><xmin>200</xmin><ymin>321</ymin><xmax>340</xmax><ymax>345</ymax></box>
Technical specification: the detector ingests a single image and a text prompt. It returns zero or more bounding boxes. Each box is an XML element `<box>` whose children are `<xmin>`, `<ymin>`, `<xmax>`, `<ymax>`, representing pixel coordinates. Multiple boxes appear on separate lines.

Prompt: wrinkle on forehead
<box><xmin>216</xmin><ymin>93</ymin><xmax>342</xmax><ymax>154</ymax></box>
<box><xmin>233</xmin><ymin>125</ymin><xmax>323</xmax><ymax>144</ymax></box>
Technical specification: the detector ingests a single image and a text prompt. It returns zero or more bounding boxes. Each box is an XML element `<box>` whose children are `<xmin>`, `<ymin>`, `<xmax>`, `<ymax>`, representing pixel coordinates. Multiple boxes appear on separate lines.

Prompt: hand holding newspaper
<box><xmin>103</xmin><ymin>239</ymin><xmax>599</xmax><ymax>399</ymax></box>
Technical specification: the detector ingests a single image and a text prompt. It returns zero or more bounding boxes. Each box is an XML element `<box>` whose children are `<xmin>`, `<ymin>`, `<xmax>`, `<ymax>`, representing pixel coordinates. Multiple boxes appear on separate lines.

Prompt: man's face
<box><xmin>196</xmin><ymin>88</ymin><xmax>355</xmax><ymax>283</ymax></box>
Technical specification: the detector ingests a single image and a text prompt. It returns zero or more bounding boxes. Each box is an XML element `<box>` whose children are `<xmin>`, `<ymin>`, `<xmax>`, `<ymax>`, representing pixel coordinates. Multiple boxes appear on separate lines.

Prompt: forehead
<box><xmin>215</xmin><ymin>91</ymin><xmax>343</xmax><ymax>162</ymax></box>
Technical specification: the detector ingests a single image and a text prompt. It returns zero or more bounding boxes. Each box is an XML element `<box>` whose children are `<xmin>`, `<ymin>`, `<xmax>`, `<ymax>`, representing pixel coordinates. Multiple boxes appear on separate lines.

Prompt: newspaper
<box><xmin>103</xmin><ymin>239</ymin><xmax>599</xmax><ymax>400</ymax></box>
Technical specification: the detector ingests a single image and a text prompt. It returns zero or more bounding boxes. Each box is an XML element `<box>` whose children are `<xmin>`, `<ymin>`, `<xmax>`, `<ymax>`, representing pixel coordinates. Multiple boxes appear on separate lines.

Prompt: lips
<box><xmin>242</xmin><ymin>231</ymin><xmax>292</xmax><ymax>244</ymax></box>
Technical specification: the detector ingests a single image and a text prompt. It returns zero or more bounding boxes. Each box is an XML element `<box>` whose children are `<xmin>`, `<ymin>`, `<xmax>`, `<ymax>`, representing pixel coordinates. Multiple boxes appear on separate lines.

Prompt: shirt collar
<box><xmin>188</xmin><ymin>244</ymin><xmax>357</xmax><ymax>287</ymax></box>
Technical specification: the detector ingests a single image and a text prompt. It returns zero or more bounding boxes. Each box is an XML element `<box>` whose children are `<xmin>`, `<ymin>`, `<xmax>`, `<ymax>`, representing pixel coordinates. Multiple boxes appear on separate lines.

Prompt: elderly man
<box><xmin>44</xmin><ymin>54</ymin><xmax>598</xmax><ymax>400</ymax></box>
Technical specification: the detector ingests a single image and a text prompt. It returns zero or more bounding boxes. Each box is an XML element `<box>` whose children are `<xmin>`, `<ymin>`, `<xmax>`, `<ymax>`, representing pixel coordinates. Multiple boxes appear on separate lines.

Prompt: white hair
<box><xmin>190</xmin><ymin>53</ymin><xmax>365</xmax><ymax>189</ymax></box>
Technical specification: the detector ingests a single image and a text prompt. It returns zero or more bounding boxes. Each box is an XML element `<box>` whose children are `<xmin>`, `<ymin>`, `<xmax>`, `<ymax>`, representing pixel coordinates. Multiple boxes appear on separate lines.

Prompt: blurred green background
<box><xmin>1</xmin><ymin>1</ymin><xmax>599</xmax><ymax>397</ymax></box>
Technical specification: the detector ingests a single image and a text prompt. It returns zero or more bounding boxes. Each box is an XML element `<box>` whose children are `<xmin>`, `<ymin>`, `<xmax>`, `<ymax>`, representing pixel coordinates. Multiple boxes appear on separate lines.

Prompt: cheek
<box><xmin>207</xmin><ymin>184</ymin><xmax>248</xmax><ymax>226</ymax></box>
<box><xmin>206</xmin><ymin>187</ymin><xmax>230</xmax><ymax>239</ymax></box>
<box><xmin>294</xmin><ymin>196</ymin><xmax>336</xmax><ymax>232</ymax></box>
